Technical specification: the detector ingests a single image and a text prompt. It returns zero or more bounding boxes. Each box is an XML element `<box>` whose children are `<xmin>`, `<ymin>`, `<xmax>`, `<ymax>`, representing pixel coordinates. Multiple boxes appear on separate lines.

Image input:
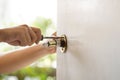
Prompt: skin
<box><xmin>0</xmin><ymin>44</ymin><xmax>56</xmax><ymax>74</ymax></box>
<box><xmin>0</xmin><ymin>24</ymin><xmax>42</xmax><ymax>46</ymax></box>
<box><xmin>0</xmin><ymin>24</ymin><xmax>56</xmax><ymax>74</ymax></box>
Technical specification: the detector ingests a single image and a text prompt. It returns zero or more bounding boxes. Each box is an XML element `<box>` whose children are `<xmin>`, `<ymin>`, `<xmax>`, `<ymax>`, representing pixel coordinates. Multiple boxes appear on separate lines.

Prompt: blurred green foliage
<box><xmin>1</xmin><ymin>67</ymin><xmax>56</xmax><ymax>80</ymax></box>
<box><xmin>32</xmin><ymin>17</ymin><xmax>51</xmax><ymax>35</ymax></box>
<box><xmin>32</xmin><ymin>17</ymin><xmax>56</xmax><ymax>36</ymax></box>
<box><xmin>0</xmin><ymin>17</ymin><xmax>56</xmax><ymax>80</ymax></box>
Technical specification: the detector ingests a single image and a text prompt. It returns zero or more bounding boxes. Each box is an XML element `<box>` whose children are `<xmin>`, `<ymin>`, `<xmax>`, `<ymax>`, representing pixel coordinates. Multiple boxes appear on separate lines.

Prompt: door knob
<box><xmin>42</xmin><ymin>34</ymin><xmax>67</xmax><ymax>53</ymax></box>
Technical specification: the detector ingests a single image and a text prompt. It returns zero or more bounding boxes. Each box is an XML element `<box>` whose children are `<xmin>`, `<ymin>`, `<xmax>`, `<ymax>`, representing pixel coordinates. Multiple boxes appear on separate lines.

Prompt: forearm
<box><xmin>0</xmin><ymin>44</ymin><xmax>49</xmax><ymax>74</ymax></box>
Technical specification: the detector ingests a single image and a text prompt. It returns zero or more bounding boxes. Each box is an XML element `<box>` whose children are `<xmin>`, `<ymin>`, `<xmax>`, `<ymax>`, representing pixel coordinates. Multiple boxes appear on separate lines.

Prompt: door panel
<box><xmin>57</xmin><ymin>0</ymin><xmax>120</xmax><ymax>80</ymax></box>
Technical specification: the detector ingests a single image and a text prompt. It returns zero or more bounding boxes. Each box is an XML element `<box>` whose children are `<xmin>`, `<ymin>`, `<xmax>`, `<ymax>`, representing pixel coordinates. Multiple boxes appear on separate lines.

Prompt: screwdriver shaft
<box><xmin>41</xmin><ymin>35</ymin><xmax>64</xmax><ymax>40</ymax></box>
<box><xmin>43</xmin><ymin>37</ymin><xmax>64</xmax><ymax>39</ymax></box>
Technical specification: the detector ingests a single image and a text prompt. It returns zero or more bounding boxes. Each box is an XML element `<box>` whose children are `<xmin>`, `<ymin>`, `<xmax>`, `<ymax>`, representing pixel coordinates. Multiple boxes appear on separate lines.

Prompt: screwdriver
<box><xmin>41</xmin><ymin>35</ymin><xmax>64</xmax><ymax>40</ymax></box>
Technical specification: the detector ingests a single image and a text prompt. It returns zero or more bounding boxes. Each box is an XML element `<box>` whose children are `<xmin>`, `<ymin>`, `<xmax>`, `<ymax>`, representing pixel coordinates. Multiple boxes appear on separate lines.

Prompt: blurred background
<box><xmin>0</xmin><ymin>0</ymin><xmax>57</xmax><ymax>80</ymax></box>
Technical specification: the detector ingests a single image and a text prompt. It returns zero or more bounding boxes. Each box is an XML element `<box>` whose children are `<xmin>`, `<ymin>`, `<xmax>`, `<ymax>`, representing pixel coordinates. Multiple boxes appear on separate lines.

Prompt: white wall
<box><xmin>57</xmin><ymin>0</ymin><xmax>120</xmax><ymax>80</ymax></box>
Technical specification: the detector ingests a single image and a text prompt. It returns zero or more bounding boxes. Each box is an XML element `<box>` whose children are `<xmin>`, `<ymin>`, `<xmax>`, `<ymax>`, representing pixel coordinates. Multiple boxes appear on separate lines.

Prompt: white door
<box><xmin>57</xmin><ymin>0</ymin><xmax>120</xmax><ymax>80</ymax></box>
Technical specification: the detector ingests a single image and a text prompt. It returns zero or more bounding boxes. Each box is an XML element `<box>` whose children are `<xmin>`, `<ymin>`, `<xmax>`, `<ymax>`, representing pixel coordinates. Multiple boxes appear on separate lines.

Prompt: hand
<box><xmin>43</xmin><ymin>32</ymin><xmax>57</xmax><ymax>54</ymax></box>
<box><xmin>0</xmin><ymin>24</ymin><xmax>42</xmax><ymax>46</ymax></box>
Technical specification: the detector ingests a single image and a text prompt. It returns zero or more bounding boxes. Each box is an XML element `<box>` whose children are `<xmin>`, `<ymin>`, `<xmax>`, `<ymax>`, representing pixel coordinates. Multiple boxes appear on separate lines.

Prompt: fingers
<box><xmin>2</xmin><ymin>24</ymin><xmax>42</xmax><ymax>46</ymax></box>
<box><xmin>8</xmin><ymin>40</ymin><xmax>20</xmax><ymax>46</ymax></box>
<box><xmin>49</xmin><ymin>46</ymin><xmax>56</xmax><ymax>53</ymax></box>
<box><xmin>16</xmin><ymin>24</ymin><xmax>41</xmax><ymax>46</ymax></box>
<box><xmin>44</xmin><ymin>45</ymin><xmax>56</xmax><ymax>54</ymax></box>
<box><xmin>24</xmin><ymin>28</ymin><xmax>32</xmax><ymax>46</ymax></box>
<box><xmin>31</xmin><ymin>27</ymin><xmax>42</xmax><ymax>44</ymax></box>
<box><xmin>17</xmin><ymin>24</ymin><xmax>33</xmax><ymax>46</ymax></box>
<box><xmin>27</xmin><ymin>27</ymin><xmax>37</xmax><ymax>45</ymax></box>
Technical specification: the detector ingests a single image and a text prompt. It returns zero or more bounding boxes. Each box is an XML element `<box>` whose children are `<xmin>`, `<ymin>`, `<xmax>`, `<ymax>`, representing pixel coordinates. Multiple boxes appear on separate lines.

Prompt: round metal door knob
<box><xmin>59</xmin><ymin>34</ymin><xmax>67</xmax><ymax>53</ymax></box>
<box><xmin>42</xmin><ymin>34</ymin><xmax>68</xmax><ymax>53</ymax></box>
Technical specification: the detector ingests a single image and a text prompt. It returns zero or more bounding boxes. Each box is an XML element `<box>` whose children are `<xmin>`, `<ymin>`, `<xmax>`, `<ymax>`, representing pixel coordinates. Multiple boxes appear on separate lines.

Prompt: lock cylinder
<box><xmin>42</xmin><ymin>34</ymin><xmax>67</xmax><ymax>53</ymax></box>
